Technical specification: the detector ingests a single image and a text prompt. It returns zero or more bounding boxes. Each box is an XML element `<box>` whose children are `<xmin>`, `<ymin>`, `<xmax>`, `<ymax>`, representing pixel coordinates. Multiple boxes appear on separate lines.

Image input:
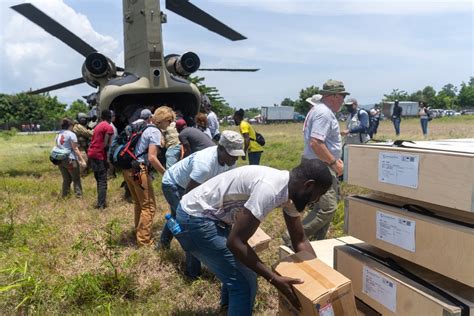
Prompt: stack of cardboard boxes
<box><xmin>335</xmin><ymin>140</ymin><xmax>474</xmax><ymax>315</ymax></box>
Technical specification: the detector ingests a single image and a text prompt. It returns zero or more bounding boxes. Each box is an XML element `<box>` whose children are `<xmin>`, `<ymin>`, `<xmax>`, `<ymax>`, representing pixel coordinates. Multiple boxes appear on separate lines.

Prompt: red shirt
<box><xmin>87</xmin><ymin>121</ymin><xmax>114</xmax><ymax>160</ymax></box>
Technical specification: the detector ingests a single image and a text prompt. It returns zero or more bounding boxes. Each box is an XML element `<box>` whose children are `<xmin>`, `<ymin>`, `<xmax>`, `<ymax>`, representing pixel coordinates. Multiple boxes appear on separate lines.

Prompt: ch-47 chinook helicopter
<box><xmin>11</xmin><ymin>0</ymin><xmax>258</xmax><ymax>131</ymax></box>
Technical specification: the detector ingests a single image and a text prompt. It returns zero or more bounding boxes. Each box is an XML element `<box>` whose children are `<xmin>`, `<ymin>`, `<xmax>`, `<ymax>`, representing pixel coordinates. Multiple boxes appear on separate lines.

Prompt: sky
<box><xmin>0</xmin><ymin>0</ymin><xmax>472</xmax><ymax>109</ymax></box>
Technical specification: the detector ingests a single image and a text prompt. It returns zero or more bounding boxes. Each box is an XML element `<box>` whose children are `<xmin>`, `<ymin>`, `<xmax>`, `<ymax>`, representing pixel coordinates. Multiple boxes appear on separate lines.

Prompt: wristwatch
<box><xmin>328</xmin><ymin>158</ymin><xmax>337</xmax><ymax>167</ymax></box>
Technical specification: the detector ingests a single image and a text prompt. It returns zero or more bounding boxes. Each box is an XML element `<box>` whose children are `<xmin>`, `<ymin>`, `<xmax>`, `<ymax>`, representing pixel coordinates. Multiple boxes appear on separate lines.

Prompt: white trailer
<box><xmin>382</xmin><ymin>101</ymin><xmax>419</xmax><ymax>118</ymax></box>
<box><xmin>261</xmin><ymin>106</ymin><xmax>294</xmax><ymax>123</ymax></box>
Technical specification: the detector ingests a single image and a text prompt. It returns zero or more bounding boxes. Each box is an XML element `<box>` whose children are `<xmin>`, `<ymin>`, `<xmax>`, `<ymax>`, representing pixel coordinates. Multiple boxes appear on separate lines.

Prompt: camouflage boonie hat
<box><xmin>320</xmin><ymin>79</ymin><xmax>350</xmax><ymax>96</ymax></box>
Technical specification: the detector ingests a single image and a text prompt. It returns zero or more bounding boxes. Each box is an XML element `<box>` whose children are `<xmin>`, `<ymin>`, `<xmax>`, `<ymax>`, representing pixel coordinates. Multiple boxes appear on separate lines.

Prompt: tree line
<box><xmin>0</xmin><ymin>93</ymin><xmax>89</xmax><ymax>130</ymax></box>
<box><xmin>277</xmin><ymin>77</ymin><xmax>474</xmax><ymax>115</ymax></box>
<box><xmin>1</xmin><ymin>76</ymin><xmax>473</xmax><ymax>130</ymax></box>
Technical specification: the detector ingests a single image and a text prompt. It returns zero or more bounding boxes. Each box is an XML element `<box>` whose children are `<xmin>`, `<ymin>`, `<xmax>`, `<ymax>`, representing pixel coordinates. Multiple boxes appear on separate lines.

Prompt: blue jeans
<box><xmin>392</xmin><ymin>118</ymin><xmax>401</xmax><ymax>136</ymax></box>
<box><xmin>160</xmin><ymin>182</ymin><xmax>201</xmax><ymax>278</ymax></box>
<box><xmin>165</xmin><ymin>144</ymin><xmax>181</xmax><ymax>169</ymax></box>
<box><xmin>248</xmin><ymin>151</ymin><xmax>262</xmax><ymax>165</ymax></box>
<box><xmin>175</xmin><ymin>205</ymin><xmax>257</xmax><ymax>316</ymax></box>
<box><xmin>420</xmin><ymin>118</ymin><xmax>428</xmax><ymax>135</ymax></box>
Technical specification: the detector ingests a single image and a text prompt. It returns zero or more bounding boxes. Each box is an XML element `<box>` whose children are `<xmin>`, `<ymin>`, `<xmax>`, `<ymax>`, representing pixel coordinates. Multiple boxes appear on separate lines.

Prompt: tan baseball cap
<box><xmin>305</xmin><ymin>94</ymin><xmax>323</xmax><ymax>107</ymax></box>
<box><xmin>344</xmin><ymin>98</ymin><xmax>358</xmax><ymax>105</ymax></box>
<box><xmin>219</xmin><ymin>130</ymin><xmax>245</xmax><ymax>156</ymax></box>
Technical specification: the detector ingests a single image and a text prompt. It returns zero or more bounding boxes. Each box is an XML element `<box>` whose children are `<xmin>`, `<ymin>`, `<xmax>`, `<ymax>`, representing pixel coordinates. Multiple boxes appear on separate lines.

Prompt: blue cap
<box><xmin>165</xmin><ymin>214</ymin><xmax>172</xmax><ymax>220</ymax></box>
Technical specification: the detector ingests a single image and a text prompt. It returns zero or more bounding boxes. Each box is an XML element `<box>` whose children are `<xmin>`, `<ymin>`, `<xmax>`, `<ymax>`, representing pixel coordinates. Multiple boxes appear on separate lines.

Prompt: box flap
<box><xmin>248</xmin><ymin>227</ymin><xmax>270</xmax><ymax>248</ymax></box>
<box><xmin>274</xmin><ymin>251</ymin><xmax>351</xmax><ymax>302</ymax></box>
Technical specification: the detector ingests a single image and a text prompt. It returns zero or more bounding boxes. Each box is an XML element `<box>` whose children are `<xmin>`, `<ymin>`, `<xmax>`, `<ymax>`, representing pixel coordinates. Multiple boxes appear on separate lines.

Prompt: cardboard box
<box><xmin>334</xmin><ymin>244</ymin><xmax>474</xmax><ymax>316</ymax></box>
<box><xmin>279</xmin><ymin>236</ymin><xmax>363</xmax><ymax>267</ymax></box>
<box><xmin>343</xmin><ymin>141</ymin><xmax>474</xmax><ymax>213</ymax></box>
<box><xmin>345</xmin><ymin>195</ymin><xmax>474</xmax><ymax>287</ymax></box>
<box><xmin>248</xmin><ymin>227</ymin><xmax>271</xmax><ymax>252</ymax></box>
<box><xmin>274</xmin><ymin>251</ymin><xmax>358</xmax><ymax>316</ymax></box>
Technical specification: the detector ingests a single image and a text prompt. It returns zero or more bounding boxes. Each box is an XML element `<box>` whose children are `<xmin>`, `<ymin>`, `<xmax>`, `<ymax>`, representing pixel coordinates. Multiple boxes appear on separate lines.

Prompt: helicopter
<box><xmin>11</xmin><ymin>0</ymin><xmax>259</xmax><ymax>131</ymax></box>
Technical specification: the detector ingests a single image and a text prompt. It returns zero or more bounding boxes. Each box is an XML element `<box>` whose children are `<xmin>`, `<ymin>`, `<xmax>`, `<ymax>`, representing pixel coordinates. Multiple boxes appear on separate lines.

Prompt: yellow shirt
<box><xmin>239</xmin><ymin>120</ymin><xmax>264</xmax><ymax>153</ymax></box>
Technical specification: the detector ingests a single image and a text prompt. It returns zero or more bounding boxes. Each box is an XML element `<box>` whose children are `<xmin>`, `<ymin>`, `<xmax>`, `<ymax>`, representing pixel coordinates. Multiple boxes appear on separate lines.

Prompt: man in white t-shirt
<box><xmin>175</xmin><ymin>159</ymin><xmax>332</xmax><ymax>315</ymax></box>
<box><xmin>158</xmin><ymin>130</ymin><xmax>244</xmax><ymax>278</ymax></box>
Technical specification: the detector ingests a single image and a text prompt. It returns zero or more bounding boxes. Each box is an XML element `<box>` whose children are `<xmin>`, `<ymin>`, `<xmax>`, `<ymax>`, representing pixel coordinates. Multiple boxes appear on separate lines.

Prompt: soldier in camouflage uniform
<box><xmin>73</xmin><ymin>113</ymin><xmax>93</xmax><ymax>176</ymax></box>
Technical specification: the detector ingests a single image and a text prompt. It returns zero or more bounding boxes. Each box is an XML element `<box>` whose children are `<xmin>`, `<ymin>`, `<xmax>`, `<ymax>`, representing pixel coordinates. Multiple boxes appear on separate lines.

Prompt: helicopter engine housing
<box><xmin>165</xmin><ymin>52</ymin><xmax>200</xmax><ymax>77</ymax></box>
<box><xmin>81</xmin><ymin>52</ymin><xmax>117</xmax><ymax>88</ymax></box>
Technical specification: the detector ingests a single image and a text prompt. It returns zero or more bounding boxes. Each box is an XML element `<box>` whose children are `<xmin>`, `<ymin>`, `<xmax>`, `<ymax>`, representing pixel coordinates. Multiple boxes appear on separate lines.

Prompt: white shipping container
<box><xmin>382</xmin><ymin>101</ymin><xmax>419</xmax><ymax>118</ymax></box>
<box><xmin>261</xmin><ymin>106</ymin><xmax>294</xmax><ymax>121</ymax></box>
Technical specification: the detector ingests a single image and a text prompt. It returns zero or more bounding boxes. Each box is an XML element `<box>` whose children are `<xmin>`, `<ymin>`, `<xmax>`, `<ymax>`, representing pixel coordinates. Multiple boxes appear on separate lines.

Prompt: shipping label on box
<box><xmin>376</xmin><ymin>210</ymin><xmax>416</xmax><ymax>252</ymax></box>
<box><xmin>345</xmin><ymin>195</ymin><xmax>474</xmax><ymax>286</ymax></box>
<box><xmin>362</xmin><ymin>266</ymin><xmax>397</xmax><ymax>313</ymax></box>
<box><xmin>378</xmin><ymin>152</ymin><xmax>419</xmax><ymax>188</ymax></box>
<box><xmin>334</xmin><ymin>245</ymin><xmax>474</xmax><ymax>316</ymax></box>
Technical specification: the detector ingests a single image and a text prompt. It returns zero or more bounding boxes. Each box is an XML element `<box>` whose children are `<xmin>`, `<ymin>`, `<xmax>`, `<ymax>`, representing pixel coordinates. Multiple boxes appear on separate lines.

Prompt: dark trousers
<box><xmin>90</xmin><ymin>159</ymin><xmax>108</xmax><ymax>208</ymax></box>
<box><xmin>248</xmin><ymin>151</ymin><xmax>262</xmax><ymax>165</ymax></box>
<box><xmin>392</xmin><ymin>118</ymin><xmax>401</xmax><ymax>136</ymax></box>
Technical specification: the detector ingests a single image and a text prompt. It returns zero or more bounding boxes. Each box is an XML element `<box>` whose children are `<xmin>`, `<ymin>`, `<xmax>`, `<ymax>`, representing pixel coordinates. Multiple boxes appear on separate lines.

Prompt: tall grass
<box><xmin>0</xmin><ymin>117</ymin><xmax>473</xmax><ymax>313</ymax></box>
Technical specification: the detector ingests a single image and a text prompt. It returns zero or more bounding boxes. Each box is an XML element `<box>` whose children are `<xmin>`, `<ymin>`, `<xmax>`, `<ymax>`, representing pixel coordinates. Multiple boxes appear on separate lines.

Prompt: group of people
<box><xmin>55</xmin><ymin>110</ymin><xmax>116</xmax><ymax>208</ymax></box>
<box><xmin>51</xmin><ymin>81</ymin><xmax>366</xmax><ymax>315</ymax></box>
<box><xmin>391</xmin><ymin>99</ymin><xmax>432</xmax><ymax>137</ymax></box>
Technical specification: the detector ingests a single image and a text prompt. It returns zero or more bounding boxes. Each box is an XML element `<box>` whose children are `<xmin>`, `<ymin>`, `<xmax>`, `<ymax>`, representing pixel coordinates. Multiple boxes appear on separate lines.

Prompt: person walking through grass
<box><xmin>418</xmin><ymin>101</ymin><xmax>430</xmax><ymax>137</ymax></box>
<box><xmin>87</xmin><ymin>109</ymin><xmax>114</xmax><ymax>209</ymax></box>
<box><xmin>56</xmin><ymin>118</ymin><xmax>87</xmax><ymax>198</ymax></box>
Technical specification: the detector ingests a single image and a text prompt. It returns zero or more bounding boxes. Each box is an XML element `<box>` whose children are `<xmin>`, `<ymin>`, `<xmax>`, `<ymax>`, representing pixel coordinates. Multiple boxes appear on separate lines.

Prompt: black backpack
<box><xmin>109</xmin><ymin>122</ymin><xmax>157</xmax><ymax>169</ymax></box>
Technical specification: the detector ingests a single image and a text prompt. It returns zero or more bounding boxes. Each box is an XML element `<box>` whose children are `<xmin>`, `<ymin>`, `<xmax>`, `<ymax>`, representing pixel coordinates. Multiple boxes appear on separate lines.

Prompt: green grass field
<box><xmin>1</xmin><ymin>116</ymin><xmax>473</xmax><ymax>314</ymax></box>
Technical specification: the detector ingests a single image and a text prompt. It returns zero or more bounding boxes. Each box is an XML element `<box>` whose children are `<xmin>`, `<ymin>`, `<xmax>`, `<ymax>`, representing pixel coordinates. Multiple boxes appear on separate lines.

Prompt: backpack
<box><xmin>49</xmin><ymin>133</ymin><xmax>71</xmax><ymax>165</ymax></box>
<box><xmin>251</xmin><ymin>132</ymin><xmax>265</xmax><ymax>146</ymax></box>
<box><xmin>426</xmin><ymin>108</ymin><xmax>433</xmax><ymax>121</ymax></box>
<box><xmin>49</xmin><ymin>146</ymin><xmax>71</xmax><ymax>165</ymax></box>
<box><xmin>109</xmin><ymin>122</ymin><xmax>157</xmax><ymax>169</ymax></box>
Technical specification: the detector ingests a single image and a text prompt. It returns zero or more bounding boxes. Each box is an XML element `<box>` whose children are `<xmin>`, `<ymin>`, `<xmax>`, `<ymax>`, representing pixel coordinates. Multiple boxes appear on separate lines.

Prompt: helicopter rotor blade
<box><xmin>11</xmin><ymin>3</ymin><xmax>97</xmax><ymax>58</ymax></box>
<box><xmin>27</xmin><ymin>78</ymin><xmax>85</xmax><ymax>95</ymax></box>
<box><xmin>166</xmin><ymin>0</ymin><xmax>246</xmax><ymax>41</ymax></box>
<box><xmin>198</xmin><ymin>68</ymin><xmax>260</xmax><ymax>72</ymax></box>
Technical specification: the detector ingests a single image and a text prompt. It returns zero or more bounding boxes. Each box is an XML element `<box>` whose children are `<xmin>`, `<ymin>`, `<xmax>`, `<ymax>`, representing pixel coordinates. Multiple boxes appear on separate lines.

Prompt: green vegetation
<box><xmin>278</xmin><ymin>76</ymin><xmax>474</xmax><ymax>114</ymax></box>
<box><xmin>1</xmin><ymin>118</ymin><xmax>473</xmax><ymax>314</ymax></box>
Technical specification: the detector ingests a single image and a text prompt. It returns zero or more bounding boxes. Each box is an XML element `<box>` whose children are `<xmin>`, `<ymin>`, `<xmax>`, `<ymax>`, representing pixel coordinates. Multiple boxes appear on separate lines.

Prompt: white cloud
<box><xmin>0</xmin><ymin>0</ymin><xmax>119</xmax><ymax>98</ymax></box>
<box><xmin>0</xmin><ymin>0</ymin><xmax>471</xmax><ymax>108</ymax></box>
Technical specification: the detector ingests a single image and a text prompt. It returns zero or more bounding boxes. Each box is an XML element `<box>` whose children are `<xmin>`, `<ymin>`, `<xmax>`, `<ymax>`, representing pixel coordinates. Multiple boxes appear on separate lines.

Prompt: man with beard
<box><xmin>174</xmin><ymin>159</ymin><xmax>332</xmax><ymax>315</ymax></box>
